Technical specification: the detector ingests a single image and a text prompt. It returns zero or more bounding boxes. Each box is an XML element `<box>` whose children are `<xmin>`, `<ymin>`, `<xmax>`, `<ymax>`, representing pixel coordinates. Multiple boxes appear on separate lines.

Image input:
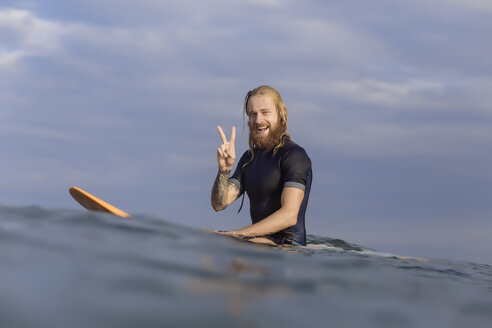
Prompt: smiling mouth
<box><xmin>256</xmin><ymin>126</ymin><xmax>269</xmax><ymax>135</ymax></box>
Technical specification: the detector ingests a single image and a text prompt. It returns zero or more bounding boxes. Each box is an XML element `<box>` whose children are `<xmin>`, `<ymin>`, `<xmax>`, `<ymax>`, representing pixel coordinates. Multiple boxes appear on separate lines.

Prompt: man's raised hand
<box><xmin>216</xmin><ymin>126</ymin><xmax>236</xmax><ymax>171</ymax></box>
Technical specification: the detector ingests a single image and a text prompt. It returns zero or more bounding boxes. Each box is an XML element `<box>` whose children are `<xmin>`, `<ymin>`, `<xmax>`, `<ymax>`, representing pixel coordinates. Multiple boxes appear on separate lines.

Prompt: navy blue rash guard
<box><xmin>229</xmin><ymin>138</ymin><xmax>312</xmax><ymax>246</ymax></box>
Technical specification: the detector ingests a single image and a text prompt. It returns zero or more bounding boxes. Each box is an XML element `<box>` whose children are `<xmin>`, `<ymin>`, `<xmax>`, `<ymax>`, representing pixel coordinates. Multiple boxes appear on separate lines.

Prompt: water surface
<box><xmin>1</xmin><ymin>205</ymin><xmax>491</xmax><ymax>327</ymax></box>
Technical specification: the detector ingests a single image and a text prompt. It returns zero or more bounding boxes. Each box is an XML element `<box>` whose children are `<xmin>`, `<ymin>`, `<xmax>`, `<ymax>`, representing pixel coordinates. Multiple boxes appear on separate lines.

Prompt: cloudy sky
<box><xmin>1</xmin><ymin>0</ymin><xmax>491</xmax><ymax>264</ymax></box>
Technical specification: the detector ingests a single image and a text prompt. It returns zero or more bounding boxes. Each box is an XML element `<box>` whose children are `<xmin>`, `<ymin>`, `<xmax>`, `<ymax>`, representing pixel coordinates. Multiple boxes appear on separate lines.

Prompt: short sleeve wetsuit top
<box><xmin>229</xmin><ymin>138</ymin><xmax>312</xmax><ymax>246</ymax></box>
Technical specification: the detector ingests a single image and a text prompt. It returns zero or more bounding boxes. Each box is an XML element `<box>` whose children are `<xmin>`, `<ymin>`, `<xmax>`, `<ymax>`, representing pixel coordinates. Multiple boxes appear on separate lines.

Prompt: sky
<box><xmin>1</xmin><ymin>0</ymin><xmax>491</xmax><ymax>264</ymax></box>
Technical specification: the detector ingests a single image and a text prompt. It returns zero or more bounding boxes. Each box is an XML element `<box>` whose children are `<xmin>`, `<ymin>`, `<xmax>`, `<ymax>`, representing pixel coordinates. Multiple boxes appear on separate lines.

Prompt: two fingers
<box><xmin>217</xmin><ymin>126</ymin><xmax>236</xmax><ymax>158</ymax></box>
<box><xmin>217</xmin><ymin>126</ymin><xmax>236</xmax><ymax>144</ymax></box>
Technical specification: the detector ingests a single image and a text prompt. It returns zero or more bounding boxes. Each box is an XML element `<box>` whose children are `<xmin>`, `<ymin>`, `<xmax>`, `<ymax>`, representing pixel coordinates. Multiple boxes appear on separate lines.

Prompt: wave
<box><xmin>1</xmin><ymin>204</ymin><xmax>492</xmax><ymax>328</ymax></box>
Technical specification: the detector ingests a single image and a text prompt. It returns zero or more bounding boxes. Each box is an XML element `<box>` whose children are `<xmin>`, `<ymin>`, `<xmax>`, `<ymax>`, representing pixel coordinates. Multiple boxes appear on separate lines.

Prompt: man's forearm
<box><xmin>222</xmin><ymin>187</ymin><xmax>304</xmax><ymax>236</ymax></box>
<box><xmin>211</xmin><ymin>169</ymin><xmax>231</xmax><ymax>211</ymax></box>
<box><xmin>230</xmin><ymin>206</ymin><xmax>298</xmax><ymax>236</ymax></box>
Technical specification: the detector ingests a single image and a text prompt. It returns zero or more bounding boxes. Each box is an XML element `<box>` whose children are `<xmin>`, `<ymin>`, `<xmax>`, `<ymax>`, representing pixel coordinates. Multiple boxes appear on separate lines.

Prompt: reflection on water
<box><xmin>188</xmin><ymin>255</ymin><xmax>290</xmax><ymax>317</ymax></box>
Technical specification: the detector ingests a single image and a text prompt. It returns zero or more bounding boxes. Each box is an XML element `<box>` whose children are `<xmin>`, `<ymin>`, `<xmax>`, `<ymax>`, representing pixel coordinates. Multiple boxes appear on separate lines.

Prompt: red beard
<box><xmin>249</xmin><ymin>121</ymin><xmax>286</xmax><ymax>150</ymax></box>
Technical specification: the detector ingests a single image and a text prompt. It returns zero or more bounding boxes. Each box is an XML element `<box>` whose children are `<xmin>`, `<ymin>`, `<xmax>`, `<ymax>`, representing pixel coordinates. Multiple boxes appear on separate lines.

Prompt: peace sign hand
<box><xmin>216</xmin><ymin>126</ymin><xmax>236</xmax><ymax>171</ymax></box>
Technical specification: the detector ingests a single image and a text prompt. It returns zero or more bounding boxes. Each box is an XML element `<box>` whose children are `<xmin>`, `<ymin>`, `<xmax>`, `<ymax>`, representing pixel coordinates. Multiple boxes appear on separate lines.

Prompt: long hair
<box><xmin>242</xmin><ymin>85</ymin><xmax>290</xmax><ymax>169</ymax></box>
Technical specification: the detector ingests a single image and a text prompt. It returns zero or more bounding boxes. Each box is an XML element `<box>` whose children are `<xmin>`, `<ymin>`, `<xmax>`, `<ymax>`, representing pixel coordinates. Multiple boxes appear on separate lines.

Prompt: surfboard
<box><xmin>69</xmin><ymin>186</ymin><xmax>131</xmax><ymax>218</ymax></box>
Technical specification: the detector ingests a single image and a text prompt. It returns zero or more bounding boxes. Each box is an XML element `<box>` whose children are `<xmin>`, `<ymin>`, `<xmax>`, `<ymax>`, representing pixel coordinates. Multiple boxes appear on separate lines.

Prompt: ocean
<box><xmin>1</xmin><ymin>205</ymin><xmax>491</xmax><ymax>328</ymax></box>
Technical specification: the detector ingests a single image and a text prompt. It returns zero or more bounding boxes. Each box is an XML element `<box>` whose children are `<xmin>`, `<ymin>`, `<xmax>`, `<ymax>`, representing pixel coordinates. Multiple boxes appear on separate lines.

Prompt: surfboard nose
<box><xmin>69</xmin><ymin>186</ymin><xmax>131</xmax><ymax>218</ymax></box>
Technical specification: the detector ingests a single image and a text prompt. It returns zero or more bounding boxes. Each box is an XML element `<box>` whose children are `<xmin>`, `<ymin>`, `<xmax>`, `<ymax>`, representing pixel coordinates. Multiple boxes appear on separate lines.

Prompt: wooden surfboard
<box><xmin>69</xmin><ymin>186</ymin><xmax>131</xmax><ymax>217</ymax></box>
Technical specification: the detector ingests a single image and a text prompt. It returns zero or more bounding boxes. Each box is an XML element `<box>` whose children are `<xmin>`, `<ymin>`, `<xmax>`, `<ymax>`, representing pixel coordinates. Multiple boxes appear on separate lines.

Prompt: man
<box><xmin>211</xmin><ymin>85</ymin><xmax>312</xmax><ymax>246</ymax></box>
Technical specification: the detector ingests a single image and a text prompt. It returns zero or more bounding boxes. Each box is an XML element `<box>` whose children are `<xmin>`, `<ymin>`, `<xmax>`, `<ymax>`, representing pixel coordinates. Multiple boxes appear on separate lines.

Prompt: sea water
<box><xmin>0</xmin><ymin>205</ymin><xmax>491</xmax><ymax>328</ymax></box>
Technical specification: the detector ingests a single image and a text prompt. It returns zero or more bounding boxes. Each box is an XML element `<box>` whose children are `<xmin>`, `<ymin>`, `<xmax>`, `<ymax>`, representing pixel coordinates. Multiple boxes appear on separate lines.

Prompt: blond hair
<box><xmin>242</xmin><ymin>85</ymin><xmax>290</xmax><ymax>168</ymax></box>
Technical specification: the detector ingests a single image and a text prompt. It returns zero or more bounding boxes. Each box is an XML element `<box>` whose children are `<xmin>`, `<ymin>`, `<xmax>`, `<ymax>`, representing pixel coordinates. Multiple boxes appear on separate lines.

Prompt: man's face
<box><xmin>247</xmin><ymin>95</ymin><xmax>279</xmax><ymax>137</ymax></box>
<box><xmin>247</xmin><ymin>95</ymin><xmax>282</xmax><ymax>149</ymax></box>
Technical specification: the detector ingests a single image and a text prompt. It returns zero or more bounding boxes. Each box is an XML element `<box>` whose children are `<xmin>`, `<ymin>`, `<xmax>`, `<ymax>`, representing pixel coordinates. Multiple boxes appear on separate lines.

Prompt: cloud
<box><xmin>433</xmin><ymin>0</ymin><xmax>492</xmax><ymax>12</ymax></box>
<box><xmin>0</xmin><ymin>50</ymin><xmax>20</xmax><ymax>68</ymax></box>
<box><xmin>0</xmin><ymin>9</ymin><xmax>62</xmax><ymax>64</ymax></box>
<box><xmin>323</xmin><ymin>79</ymin><xmax>446</xmax><ymax>107</ymax></box>
<box><xmin>272</xmin><ymin>17</ymin><xmax>390</xmax><ymax>65</ymax></box>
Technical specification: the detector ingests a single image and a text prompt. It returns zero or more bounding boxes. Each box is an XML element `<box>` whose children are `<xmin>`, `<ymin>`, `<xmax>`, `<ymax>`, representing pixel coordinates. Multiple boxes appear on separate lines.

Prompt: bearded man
<box><xmin>211</xmin><ymin>85</ymin><xmax>312</xmax><ymax>246</ymax></box>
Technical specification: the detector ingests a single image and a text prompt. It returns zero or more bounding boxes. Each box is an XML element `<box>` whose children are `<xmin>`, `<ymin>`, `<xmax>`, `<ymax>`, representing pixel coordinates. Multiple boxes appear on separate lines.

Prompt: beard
<box><xmin>249</xmin><ymin>121</ymin><xmax>286</xmax><ymax>150</ymax></box>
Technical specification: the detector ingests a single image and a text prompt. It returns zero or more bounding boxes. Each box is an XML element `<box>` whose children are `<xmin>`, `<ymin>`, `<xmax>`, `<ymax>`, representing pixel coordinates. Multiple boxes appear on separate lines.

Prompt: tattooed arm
<box><xmin>211</xmin><ymin>126</ymin><xmax>239</xmax><ymax>211</ymax></box>
<box><xmin>211</xmin><ymin>169</ymin><xmax>240</xmax><ymax>211</ymax></box>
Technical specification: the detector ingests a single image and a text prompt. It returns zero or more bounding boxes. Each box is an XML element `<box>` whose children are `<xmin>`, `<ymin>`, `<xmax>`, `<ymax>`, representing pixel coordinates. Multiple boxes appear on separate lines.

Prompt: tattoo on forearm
<box><xmin>212</xmin><ymin>169</ymin><xmax>231</xmax><ymax>206</ymax></box>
